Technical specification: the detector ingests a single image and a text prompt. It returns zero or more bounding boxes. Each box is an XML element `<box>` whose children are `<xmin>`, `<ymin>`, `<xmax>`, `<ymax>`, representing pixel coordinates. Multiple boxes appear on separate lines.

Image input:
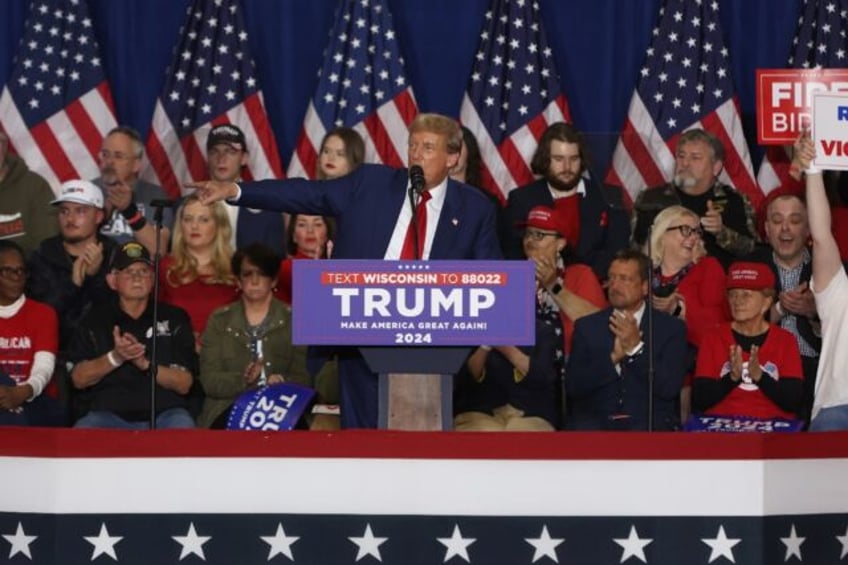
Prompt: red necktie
<box><xmin>400</xmin><ymin>190</ymin><xmax>431</xmax><ymax>260</ymax></box>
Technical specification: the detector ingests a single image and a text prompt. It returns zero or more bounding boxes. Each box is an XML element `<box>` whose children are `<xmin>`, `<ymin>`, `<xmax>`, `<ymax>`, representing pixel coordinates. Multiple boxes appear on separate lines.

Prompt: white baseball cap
<box><xmin>51</xmin><ymin>179</ymin><xmax>104</xmax><ymax>209</ymax></box>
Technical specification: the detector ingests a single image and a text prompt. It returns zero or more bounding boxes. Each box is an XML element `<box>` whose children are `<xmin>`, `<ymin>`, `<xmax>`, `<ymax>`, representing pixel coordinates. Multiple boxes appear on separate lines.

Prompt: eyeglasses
<box><xmin>523</xmin><ymin>230</ymin><xmax>560</xmax><ymax>241</ymax></box>
<box><xmin>666</xmin><ymin>225</ymin><xmax>703</xmax><ymax>238</ymax></box>
<box><xmin>0</xmin><ymin>266</ymin><xmax>27</xmax><ymax>279</ymax></box>
<box><xmin>98</xmin><ymin>149</ymin><xmax>137</xmax><ymax>162</ymax></box>
<box><xmin>117</xmin><ymin>268</ymin><xmax>153</xmax><ymax>280</ymax></box>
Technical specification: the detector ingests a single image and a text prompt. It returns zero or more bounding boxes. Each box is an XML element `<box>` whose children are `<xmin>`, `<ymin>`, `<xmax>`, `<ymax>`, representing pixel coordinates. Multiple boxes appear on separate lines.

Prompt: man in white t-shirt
<box><xmin>799</xmin><ymin>134</ymin><xmax>848</xmax><ymax>430</ymax></box>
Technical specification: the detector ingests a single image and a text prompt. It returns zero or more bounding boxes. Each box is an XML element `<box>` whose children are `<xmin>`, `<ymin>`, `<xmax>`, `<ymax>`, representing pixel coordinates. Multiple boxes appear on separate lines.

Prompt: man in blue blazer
<box><xmin>192</xmin><ymin>114</ymin><xmax>502</xmax><ymax>428</ymax></box>
<box><xmin>565</xmin><ymin>249</ymin><xmax>687</xmax><ymax>431</ymax></box>
<box><xmin>206</xmin><ymin>124</ymin><xmax>286</xmax><ymax>256</ymax></box>
<box><xmin>500</xmin><ymin>123</ymin><xmax>630</xmax><ymax>281</ymax></box>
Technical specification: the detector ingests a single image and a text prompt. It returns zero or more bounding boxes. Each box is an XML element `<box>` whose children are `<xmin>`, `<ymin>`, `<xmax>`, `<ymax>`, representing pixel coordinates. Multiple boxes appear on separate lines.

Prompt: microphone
<box><xmin>409</xmin><ymin>165</ymin><xmax>425</xmax><ymax>195</ymax></box>
<box><xmin>150</xmin><ymin>199</ymin><xmax>180</xmax><ymax>208</ymax></box>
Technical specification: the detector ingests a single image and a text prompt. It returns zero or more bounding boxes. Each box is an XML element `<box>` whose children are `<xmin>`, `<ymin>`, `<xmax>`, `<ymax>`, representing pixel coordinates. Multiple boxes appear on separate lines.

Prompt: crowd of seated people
<box><xmin>1</xmin><ymin>115</ymin><xmax>838</xmax><ymax>432</ymax></box>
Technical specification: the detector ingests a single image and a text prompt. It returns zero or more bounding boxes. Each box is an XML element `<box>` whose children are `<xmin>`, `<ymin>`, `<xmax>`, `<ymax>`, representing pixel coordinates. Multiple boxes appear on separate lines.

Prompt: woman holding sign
<box><xmin>197</xmin><ymin>244</ymin><xmax>316</xmax><ymax>429</ymax></box>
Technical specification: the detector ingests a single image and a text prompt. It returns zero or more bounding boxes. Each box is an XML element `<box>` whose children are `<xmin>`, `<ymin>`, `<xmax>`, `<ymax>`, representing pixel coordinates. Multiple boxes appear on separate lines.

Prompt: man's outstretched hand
<box><xmin>185</xmin><ymin>180</ymin><xmax>239</xmax><ymax>205</ymax></box>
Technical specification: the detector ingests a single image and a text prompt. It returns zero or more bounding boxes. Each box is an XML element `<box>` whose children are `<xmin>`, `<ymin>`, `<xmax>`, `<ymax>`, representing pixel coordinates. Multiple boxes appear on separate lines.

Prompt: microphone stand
<box><xmin>149</xmin><ymin>204</ymin><xmax>167</xmax><ymax>430</ymax></box>
<box><xmin>645</xmin><ymin>223</ymin><xmax>654</xmax><ymax>432</ymax></box>
<box><xmin>408</xmin><ymin>185</ymin><xmax>421</xmax><ymax>260</ymax></box>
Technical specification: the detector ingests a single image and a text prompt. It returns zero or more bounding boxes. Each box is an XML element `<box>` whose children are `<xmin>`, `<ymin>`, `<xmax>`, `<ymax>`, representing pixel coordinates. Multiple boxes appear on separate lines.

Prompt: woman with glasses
<box><xmin>198</xmin><ymin>244</ymin><xmax>315</xmax><ymax>429</ymax></box>
<box><xmin>0</xmin><ymin>240</ymin><xmax>60</xmax><ymax>426</ymax></box>
<box><xmin>454</xmin><ymin>205</ymin><xmax>606</xmax><ymax>431</ymax></box>
<box><xmin>646</xmin><ymin>205</ymin><xmax>729</xmax><ymax>421</ymax></box>
<box><xmin>159</xmin><ymin>193</ymin><xmax>238</xmax><ymax>350</ymax></box>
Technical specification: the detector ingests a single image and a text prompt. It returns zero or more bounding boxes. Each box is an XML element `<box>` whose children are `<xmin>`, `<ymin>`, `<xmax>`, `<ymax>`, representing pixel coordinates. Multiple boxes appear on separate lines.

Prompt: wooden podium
<box><xmin>360</xmin><ymin>347</ymin><xmax>470</xmax><ymax>430</ymax></box>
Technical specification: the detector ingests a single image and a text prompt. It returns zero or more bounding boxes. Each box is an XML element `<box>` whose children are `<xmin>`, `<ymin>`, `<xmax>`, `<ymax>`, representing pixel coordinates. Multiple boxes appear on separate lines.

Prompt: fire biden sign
<box><xmin>291</xmin><ymin>260</ymin><xmax>536</xmax><ymax>346</ymax></box>
<box><xmin>756</xmin><ymin>68</ymin><xmax>848</xmax><ymax>144</ymax></box>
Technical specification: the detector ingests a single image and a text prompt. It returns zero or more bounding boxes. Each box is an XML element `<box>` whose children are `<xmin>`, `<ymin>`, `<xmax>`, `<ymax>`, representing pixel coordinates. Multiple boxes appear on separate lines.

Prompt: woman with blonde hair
<box><xmin>160</xmin><ymin>193</ymin><xmax>238</xmax><ymax>347</ymax></box>
<box><xmin>646</xmin><ymin>205</ymin><xmax>729</xmax><ymax>420</ymax></box>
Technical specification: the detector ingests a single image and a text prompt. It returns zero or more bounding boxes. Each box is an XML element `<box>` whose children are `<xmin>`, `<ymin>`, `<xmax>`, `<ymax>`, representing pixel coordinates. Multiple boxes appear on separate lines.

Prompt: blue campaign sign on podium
<box><xmin>292</xmin><ymin>260</ymin><xmax>536</xmax><ymax>430</ymax></box>
<box><xmin>291</xmin><ymin>260</ymin><xmax>536</xmax><ymax>347</ymax></box>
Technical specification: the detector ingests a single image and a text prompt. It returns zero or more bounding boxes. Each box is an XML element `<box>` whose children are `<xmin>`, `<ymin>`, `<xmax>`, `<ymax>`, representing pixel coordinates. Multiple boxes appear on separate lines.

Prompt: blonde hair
<box><xmin>409</xmin><ymin>113</ymin><xmax>462</xmax><ymax>154</ymax></box>
<box><xmin>645</xmin><ymin>205</ymin><xmax>705</xmax><ymax>266</ymax></box>
<box><xmin>167</xmin><ymin>193</ymin><xmax>235</xmax><ymax>286</ymax></box>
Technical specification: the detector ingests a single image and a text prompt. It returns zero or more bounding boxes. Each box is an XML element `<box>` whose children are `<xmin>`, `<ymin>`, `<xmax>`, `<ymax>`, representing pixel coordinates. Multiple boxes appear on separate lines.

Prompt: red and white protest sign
<box><xmin>756</xmin><ymin>68</ymin><xmax>848</xmax><ymax>145</ymax></box>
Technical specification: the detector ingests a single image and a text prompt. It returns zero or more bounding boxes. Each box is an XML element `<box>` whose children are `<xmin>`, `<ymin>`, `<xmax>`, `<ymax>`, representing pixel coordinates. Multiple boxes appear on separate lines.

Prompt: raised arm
<box><xmin>798</xmin><ymin>134</ymin><xmax>842</xmax><ymax>291</ymax></box>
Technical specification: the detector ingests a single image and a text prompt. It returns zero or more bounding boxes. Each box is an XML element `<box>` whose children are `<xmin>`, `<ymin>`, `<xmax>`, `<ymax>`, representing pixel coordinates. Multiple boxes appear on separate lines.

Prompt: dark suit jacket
<box><xmin>565</xmin><ymin>306</ymin><xmax>687</xmax><ymax>431</ymax></box>
<box><xmin>235</xmin><ymin>207</ymin><xmax>286</xmax><ymax>257</ymax></box>
<box><xmin>238</xmin><ymin>164</ymin><xmax>502</xmax><ymax>261</ymax></box>
<box><xmin>500</xmin><ymin>178</ymin><xmax>630</xmax><ymax>280</ymax></box>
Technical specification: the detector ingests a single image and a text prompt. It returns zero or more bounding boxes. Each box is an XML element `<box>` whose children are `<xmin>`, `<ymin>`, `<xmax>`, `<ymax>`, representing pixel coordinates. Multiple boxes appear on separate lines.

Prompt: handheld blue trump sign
<box><xmin>291</xmin><ymin>260</ymin><xmax>536</xmax><ymax>346</ymax></box>
<box><xmin>227</xmin><ymin>383</ymin><xmax>316</xmax><ymax>431</ymax></box>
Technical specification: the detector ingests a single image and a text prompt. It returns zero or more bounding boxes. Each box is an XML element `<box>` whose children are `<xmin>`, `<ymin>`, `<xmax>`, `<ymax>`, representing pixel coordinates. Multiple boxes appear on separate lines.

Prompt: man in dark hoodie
<box><xmin>0</xmin><ymin>131</ymin><xmax>57</xmax><ymax>256</ymax></box>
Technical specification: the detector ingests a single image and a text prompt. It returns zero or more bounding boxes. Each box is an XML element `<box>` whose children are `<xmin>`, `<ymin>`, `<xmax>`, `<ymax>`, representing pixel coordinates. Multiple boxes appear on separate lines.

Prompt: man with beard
<box><xmin>565</xmin><ymin>249</ymin><xmax>687</xmax><ymax>430</ymax></box>
<box><xmin>27</xmin><ymin>180</ymin><xmax>119</xmax><ymax>422</ymax></box>
<box><xmin>632</xmin><ymin>129</ymin><xmax>758</xmax><ymax>269</ymax></box>
<box><xmin>500</xmin><ymin>122</ymin><xmax>630</xmax><ymax>281</ymax></box>
<box><xmin>95</xmin><ymin>126</ymin><xmax>173</xmax><ymax>255</ymax></box>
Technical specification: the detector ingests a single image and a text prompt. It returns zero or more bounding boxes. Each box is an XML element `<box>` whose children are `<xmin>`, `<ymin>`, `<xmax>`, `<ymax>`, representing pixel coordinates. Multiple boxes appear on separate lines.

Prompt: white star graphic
<box><xmin>780</xmin><ymin>524</ymin><xmax>805</xmax><ymax>561</ymax></box>
<box><xmin>260</xmin><ymin>523</ymin><xmax>300</xmax><ymax>561</ymax></box>
<box><xmin>3</xmin><ymin>522</ymin><xmax>37</xmax><ymax>560</ymax></box>
<box><xmin>701</xmin><ymin>525</ymin><xmax>741</xmax><ymax>563</ymax></box>
<box><xmin>172</xmin><ymin>522</ymin><xmax>211</xmax><ymax>561</ymax></box>
<box><xmin>836</xmin><ymin>524</ymin><xmax>848</xmax><ymax>559</ymax></box>
<box><xmin>84</xmin><ymin>523</ymin><xmax>123</xmax><ymax>561</ymax></box>
<box><xmin>437</xmin><ymin>524</ymin><xmax>475</xmax><ymax>563</ymax></box>
<box><xmin>348</xmin><ymin>523</ymin><xmax>387</xmax><ymax>562</ymax></box>
<box><xmin>613</xmin><ymin>525</ymin><xmax>653</xmax><ymax>563</ymax></box>
<box><xmin>524</xmin><ymin>525</ymin><xmax>564</xmax><ymax>563</ymax></box>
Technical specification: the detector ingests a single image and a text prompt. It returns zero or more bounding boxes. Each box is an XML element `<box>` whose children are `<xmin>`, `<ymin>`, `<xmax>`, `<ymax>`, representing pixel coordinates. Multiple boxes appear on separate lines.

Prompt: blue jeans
<box><xmin>809</xmin><ymin>404</ymin><xmax>848</xmax><ymax>431</ymax></box>
<box><xmin>74</xmin><ymin>408</ymin><xmax>195</xmax><ymax>429</ymax></box>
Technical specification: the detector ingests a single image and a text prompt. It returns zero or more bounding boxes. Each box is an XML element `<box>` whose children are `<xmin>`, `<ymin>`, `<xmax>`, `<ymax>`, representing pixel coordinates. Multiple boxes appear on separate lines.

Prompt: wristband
<box><xmin>549</xmin><ymin>279</ymin><xmax>563</xmax><ymax>295</ymax></box>
<box><xmin>805</xmin><ymin>165</ymin><xmax>821</xmax><ymax>175</ymax></box>
<box><xmin>128</xmin><ymin>215</ymin><xmax>147</xmax><ymax>231</ymax></box>
<box><xmin>106</xmin><ymin>350</ymin><xmax>121</xmax><ymax>368</ymax></box>
<box><xmin>672</xmin><ymin>302</ymin><xmax>683</xmax><ymax>317</ymax></box>
<box><xmin>774</xmin><ymin>301</ymin><xmax>785</xmax><ymax>318</ymax></box>
<box><xmin>120</xmin><ymin>201</ymin><xmax>140</xmax><ymax>220</ymax></box>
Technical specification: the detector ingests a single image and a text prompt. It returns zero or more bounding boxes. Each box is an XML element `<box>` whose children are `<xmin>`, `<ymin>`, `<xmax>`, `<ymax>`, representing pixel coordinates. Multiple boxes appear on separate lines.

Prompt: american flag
<box><xmin>143</xmin><ymin>0</ymin><xmax>284</xmax><ymax>198</ymax></box>
<box><xmin>757</xmin><ymin>0</ymin><xmax>848</xmax><ymax>194</ymax></box>
<box><xmin>459</xmin><ymin>0</ymin><xmax>571</xmax><ymax>203</ymax></box>
<box><xmin>606</xmin><ymin>0</ymin><xmax>760</xmax><ymax>208</ymax></box>
<box><xmin>0</xmin><ymin>0</ymin><xmax>117</xmax><ymax>194</ymax></box>
<box><xmin>286</xmin><ymin>0</ymin><xmax>418</xmax><ymax>180</ymax></box>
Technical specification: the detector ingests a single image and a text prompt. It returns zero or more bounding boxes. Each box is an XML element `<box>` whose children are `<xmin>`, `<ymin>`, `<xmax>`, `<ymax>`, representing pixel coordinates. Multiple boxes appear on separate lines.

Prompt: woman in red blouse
<box><xmin>646</xmin><ymin>205</ymin><xmax>730</xmax><ymax>421</ymax></box>
<box><xmin>159</xmin><ymin>194</ymin><xmax>238</xmax><ymax>349</ymax></box>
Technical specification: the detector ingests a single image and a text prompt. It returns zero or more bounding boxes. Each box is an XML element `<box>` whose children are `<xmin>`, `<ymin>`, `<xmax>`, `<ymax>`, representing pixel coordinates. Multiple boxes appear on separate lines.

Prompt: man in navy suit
<box><xmin>192</xmin><ymin>114</ymin><xmax>502</xmax><ymax>428</ymax></box>
<box><xmin>565</xmin><ymin>248</ymin><xmax>687</xmax><ymax>431</ymax></box>
<box><xmin>500</xmin><ymin>122</ymin><xmax>630</xmax><ymax>281</ymax></box>
<box><xmin>206</xmin><ymin>124</ymin><xmax>286</xmax><ymax>256</ymax></box>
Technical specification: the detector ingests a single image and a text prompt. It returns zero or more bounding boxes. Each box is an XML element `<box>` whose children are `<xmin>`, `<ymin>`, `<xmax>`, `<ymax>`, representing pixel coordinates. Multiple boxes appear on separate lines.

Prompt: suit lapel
<box><xmin>430</xmin><ymin>179</ymin><xmax>463</xmax><ymax>259</ymax></box>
